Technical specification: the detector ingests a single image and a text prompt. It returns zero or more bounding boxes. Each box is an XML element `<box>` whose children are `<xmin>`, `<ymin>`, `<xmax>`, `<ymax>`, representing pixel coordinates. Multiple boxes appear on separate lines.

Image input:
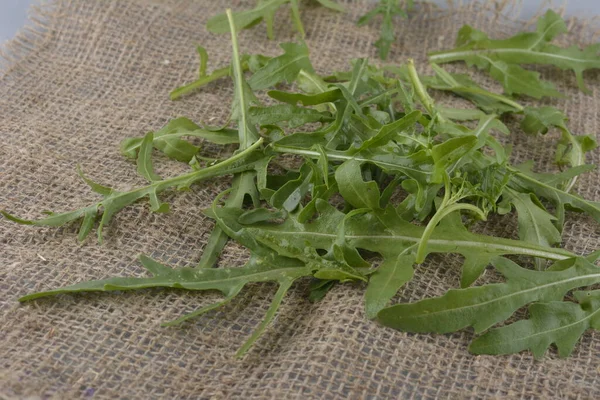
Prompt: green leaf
<box><xmin>249</xmin><ymin>104</ymin><xmax>332</xmax><ymax>128</ymax></box>
<box><xmin>314</xmin><ymin>0</ymin><xmax>345</xmax><ymax>12</ymax></box>
<box><xmin>2</xmin><ymin>140</ymin><xmax>265</xmax><ymax>243</ymax></box>
<box><xmin>212</xmin><ymin>201</ymin><xmax>577</xmax><ymax>319</ymax></box>
<box><xmin>169</xmin><ymin>49</ymin><xmax>271</xmax><ymax>100</ymax></box>
<box><xmin>422</xmin><ymin>64</ymin><xmax>523</xmax><ymax>115</ymax></box>
<box><xmin>357</xmin><ymin>0</ymin><xmax>409</xmax><ymax>60</ymax></box>
<box><xmin>238</xmin><ymin>208</ymin><xmax>287</xmax><ymax>224</ymax></box>
<box><xmin>520</xmin><ymin>106</ymin><xmax>567</xmax><ymax>135</ymax></box>
<box><xmin>120</xmin><ymin>117</ymin><xmax>238</xmax><ymax>162</ymax></box>
<box><xmin>335</xmin><ymin>159</ymin><xmax>381</xmax><ymax>210</ymax></box>
<box><xmin>268</xmin><ymin>88</ymin><xmax>342</xmax><ymax>106</ymax></box>
<box><xmin>430</xmin><ymin>136</ymin><xmax>478</xmax><ymax>183</ymax></box>
<box><xmin>249</xmin><ymin>42</ymin><xmax>314</xmax><ymax>90</ymax></box>
<box><xmin>269</xmin><ymin>162</ymin><xmax>314</xmax><ymax>212</ymax></box>
<box><xmin>206</xmin><ymin>0</ymin><xmax>345</xmax><ymax>40</ymax></box>
<box><xmin>377</xmin><ymin>256</ymin><xmax>600</xmax><ymax>334</ymax></box>
<box><xmin>486</xmin><ymin>60</ymin><xmax>563</xmax><ymax>99</ymax></box>
<box><xmin>470</xmin><ymin>290</ymin><xmax>600</xmax><ymax>358</ymax></box>
<box><xmin>207</xmin><ymin>0</ymin><xmax>287</xmax><ymax>38</ymax></box>
<box><xmin>20</xmin><ymin>251</ymin><xmax>313</xmax><ymax>358</ymax></box>
<box><xmin>520</xmin><ymin>106</ymin><xmax>597</xmax><ymax>192</ymax></box>
<box><xmin>76</xmin><ymin>166</ymin><xmax>114</xmax><ymax>196</ymax></box>
<box><xmin>429</xmin><ymin>10</ymin><xmax>600</xmax><ymax>95</ymax></box>
<box><xmin>136</xmin><ymin>132</ymin><xmax>162</xmax><ymax>182</ymax></box>
<box><xmin>508</xmin><ymin>162</ymin><xmax>600</xmax><ymax>227</ymax></box>
<box><xmin>353</xmin><ymin>110</ymin><xmax>421</xmax><ymax>152</ymax></box>
<box><xmin>365</xmin><ymin>251</ymin><xmax>416</xmax><ymax>319</ymax></box>
<box><xmin>500</xmin><ymin>188</ymin><xmax>561</xmax><ymax>269</ymax></box>
<box><xmin>308</xmin><ymin>279</ymin><xmax>336</xmax><ymax>302</ymax></box>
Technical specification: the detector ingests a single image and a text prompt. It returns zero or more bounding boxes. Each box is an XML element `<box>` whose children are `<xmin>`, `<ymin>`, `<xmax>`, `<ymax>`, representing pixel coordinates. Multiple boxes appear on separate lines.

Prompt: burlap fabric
<box><xmin>1</xmin><ymin>0</ymin><xmax>599</xmax><ymax>398</ymax></box>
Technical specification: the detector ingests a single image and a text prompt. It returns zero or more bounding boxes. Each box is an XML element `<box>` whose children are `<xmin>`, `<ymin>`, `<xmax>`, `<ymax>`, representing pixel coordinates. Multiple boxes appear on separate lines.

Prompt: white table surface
<box><xmin>1</xmin><ymin>0</ymin><xmax>599</xmax><ymax>43</ymax></box>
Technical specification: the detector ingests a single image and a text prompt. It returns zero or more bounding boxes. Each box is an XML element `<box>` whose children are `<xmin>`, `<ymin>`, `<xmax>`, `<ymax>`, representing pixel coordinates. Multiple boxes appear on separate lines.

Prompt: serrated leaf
<box><xmin>508</xmin><ymin>162</ymin><xmax>600</xmax><ymax>228</ymax></box>
<box><xmin>2</xmin><ymin>140</ymin><xmax>265</xmax><ymax>243</ymax></box>
<box><xmin>521</xmin><ymin>106</ymin><xmax>567</xmax><ymax>135</ymax></box>
<box><xmin>249</xmin><ymin>42</ymin><xmax>314</xmax><ymax>90</ymax></box>
<box><xmin>308</xmin><ymin>279</ymin><xmax>336</xmax><ymax>302</ymax></box>
<box><xmin>120</xmin><ymin>117</ymin><xmax>238</xmax><ymax>162</ymax></box>
<box><xmin>423</xmin><ymin>64</ymin><xmax>522</xmax><ymax>115</ymax></box>
<box><xmin>500</xmin><ymin>188</ymin><xmax>561</xmax><ymax>269</ymax></box>
<box><xmin>520</xmin><ymin>106</ymin><xmax>597</xmax><ymax>193</ymax></box>
<box><xmin>169</xmin><ymin>47</ymin><xmax>271</xmax><ymax>100</ymax></box>
<box><xmin>211</xmin><ymin>200</ymin><xmax>577</xmax><ymax>318</ymax></box>
<box><xmin>207</xmin><ymin>0</ymin><xmax>287</xmax><ymax>37</ymax></box>
<box><xmin>470</xmin><ymin>290</ymin><xmax>600</xmax><ymax>358</ymax></box>
<box><xmin>269</xmin><ymin>162</ymin><xmax>314</xmax><ymax>212</ymax></box>
<box><xmin>357</xmin><ymin>0</ymin><xmax>409</xmax><ymax>60</ymax></box>
<box><xmin>488</xmin><ymin>60</ymin><xmax>563</xmax><ymax>99</ymax></box>
<box><xmin>377</xmin><ymin>257</ymin><xmax>600</xmax><ymax>334</ymax></box>
<box><xmin>429</xmin><ymin>10</ymin><xmax>600</xmax><ymax>95</ymax></box>
<box><xmin>20</xmin><ymin>251</ymin><xmax>313</xmax><ymax>358</ymax></box>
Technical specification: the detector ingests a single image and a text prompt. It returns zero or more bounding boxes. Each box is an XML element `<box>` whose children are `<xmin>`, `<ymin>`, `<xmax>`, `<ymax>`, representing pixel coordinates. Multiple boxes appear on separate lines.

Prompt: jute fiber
<box><xmin>1</xmin><ymin>0</ymin><xmax>599</xmax><ymax>398</ymax></box>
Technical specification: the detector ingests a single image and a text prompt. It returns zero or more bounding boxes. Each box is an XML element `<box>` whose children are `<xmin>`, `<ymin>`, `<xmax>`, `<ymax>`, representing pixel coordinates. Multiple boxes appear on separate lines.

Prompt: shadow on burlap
<box><xmin>1</xmin><ymin>0</ymin><xmax>599</xmax><ymax>398</ymax></box>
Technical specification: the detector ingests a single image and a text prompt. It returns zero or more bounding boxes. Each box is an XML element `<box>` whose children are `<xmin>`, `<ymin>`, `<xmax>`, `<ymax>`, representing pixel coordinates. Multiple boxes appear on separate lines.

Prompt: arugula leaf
<box><xmin>423</xmin><ymin>64</ymin><xmax>523</xmax><ymax>114</ymax></box>
<box><xmin>357</xmin><ymin>0</ymin><xmax>413</xmax><ymax>60</ymax></box>
<box><xmin>250</xmin><ymin>104</ymin><xmax>333</xmax><ymax>128</ymax></box>
<box><xmin>520</xmin><ymin>106</ymin><xmax>597</xmax><ymax>192</ymax></box>
<box><xmin>136</xmin><ymin>132</ymin><xmax>162</xmax><ymax>182</ymax></box>
<box><xmin>120</xmin><ymin>117</ymin><xmax>238</xmax><ymax>162</ymax></box>
<box><xmin>335</xmin><ymin>159</ymin><xmax>382</xmax><ymax>210</ymax></box>
<box><xmin>249</xmin><ymin>42</ymin><xmax>314</xmax><ymax>90</ymax></box>
<box><xmin>470</xmin><ymin>290</ymin><xmax>600</xmax><ymax>358</ymax></box>
<box><xmin>1</xmin><ymin>139</ymin><xmax>265</xmax><ymax>243</ymax></box>
<box><xmin>212</xmin><ymin>199</ymin><xmax>577</xmax><ymax>318</ymax></box>
<box><xmin>207</xmin><ymin>0</ymin><xmax>288</xmax><ymax>39</ymax></box>
<box><xmin>429</xmin><ymin>10</ymin><xmax>600</xmax><ymax>95</ymax></box>
<box><xmin>19</xmin><ymin>252</ymin><xmax>314</xmax><ymax>358</ymax></box>
<box><xmin>308</xmin><ymin>279</ymin><xmax>336</xmax><ymax>302</ymax></box>
<box><xmin>206</xmin><ymin>0</ymin><xmax>343</xmax><ymax>40</ymax></box>
<box><xmin>507</xmin><ymin>162</ymin><xmax>600</xmax><ymax>228</ymax></box>
<box><xmin>499</xmin><ymin>188</ymin><xmax>561</xmax><ymax>270</ymax></box>
<box><xmin>268</xmin><ymin>88</ymin><xmax>342</xmax><ymax>106</ymax></box>
<box><xmin>269</xmin><ymin>162</ymin><xmax>314</xmax><ymax>211</ymax></box>
<box><xmin>377</xmin><ymin>256</ymin><xmax>600</xmax><ymax>334</ymax></box>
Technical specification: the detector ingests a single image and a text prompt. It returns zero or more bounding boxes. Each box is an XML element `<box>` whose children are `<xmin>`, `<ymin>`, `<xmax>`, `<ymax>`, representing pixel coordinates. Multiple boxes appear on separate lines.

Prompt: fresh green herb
<box><xmin>357</xmin><ymin>0</ymin><xmax>414</xmax><ymax>60</ymax></box>
<box><xmin>469</xmin><ymin>288</ymin><xmax>600</xmax><ymax>359</ymax></box>
<box><xmin>206</xmin><ymin>0</ymin><xmax>344</xmax><ymax>40</ymax></box>
<box><xmin>377</xmin><ymin>255</ymin><xmax>600</xmax><ymax>335</ymax></box>
<box><xmin>4</xmin><ymin>9</ymin><xmax>600</xmax><ymax>359</ymax></box>
<box><xmin>430</xmin><ymin>10</ymin><xmax>600</xmax><ymax>96</ymax></box>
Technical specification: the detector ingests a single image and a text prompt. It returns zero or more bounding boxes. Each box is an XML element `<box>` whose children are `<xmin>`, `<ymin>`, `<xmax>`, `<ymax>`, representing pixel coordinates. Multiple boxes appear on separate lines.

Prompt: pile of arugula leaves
<box><xmin>3</xmin><ymin>8</ymin><xmax>600</xmax><ymax>359</ymax></box>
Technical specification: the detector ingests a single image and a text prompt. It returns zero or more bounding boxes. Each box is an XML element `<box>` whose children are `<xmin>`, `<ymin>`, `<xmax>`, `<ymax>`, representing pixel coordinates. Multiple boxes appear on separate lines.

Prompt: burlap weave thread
<box><xmin>1</xmin><ymin>0</ymin><xmax>599</xmax><ymax>398</ymax></box>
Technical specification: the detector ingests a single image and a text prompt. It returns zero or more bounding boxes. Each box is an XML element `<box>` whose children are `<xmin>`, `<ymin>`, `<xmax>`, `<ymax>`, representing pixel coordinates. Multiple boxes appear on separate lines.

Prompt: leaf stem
<box><xmin>170</xmin><ymin>67</ymin><xmax>231</xmax><ymax>100</ymax></box>
<box><xmin>416</xmin><ymin>203</ymin><xmax>486</xmax><ymax>264</ymax></box>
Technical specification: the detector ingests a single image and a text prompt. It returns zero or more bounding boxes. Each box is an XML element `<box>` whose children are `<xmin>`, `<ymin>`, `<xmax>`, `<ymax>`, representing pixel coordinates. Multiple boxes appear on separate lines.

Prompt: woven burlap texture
<box><xmin>1</xmin><ymin>0</ymin><xmax>599</xmax><ymax>398</ymax></box>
